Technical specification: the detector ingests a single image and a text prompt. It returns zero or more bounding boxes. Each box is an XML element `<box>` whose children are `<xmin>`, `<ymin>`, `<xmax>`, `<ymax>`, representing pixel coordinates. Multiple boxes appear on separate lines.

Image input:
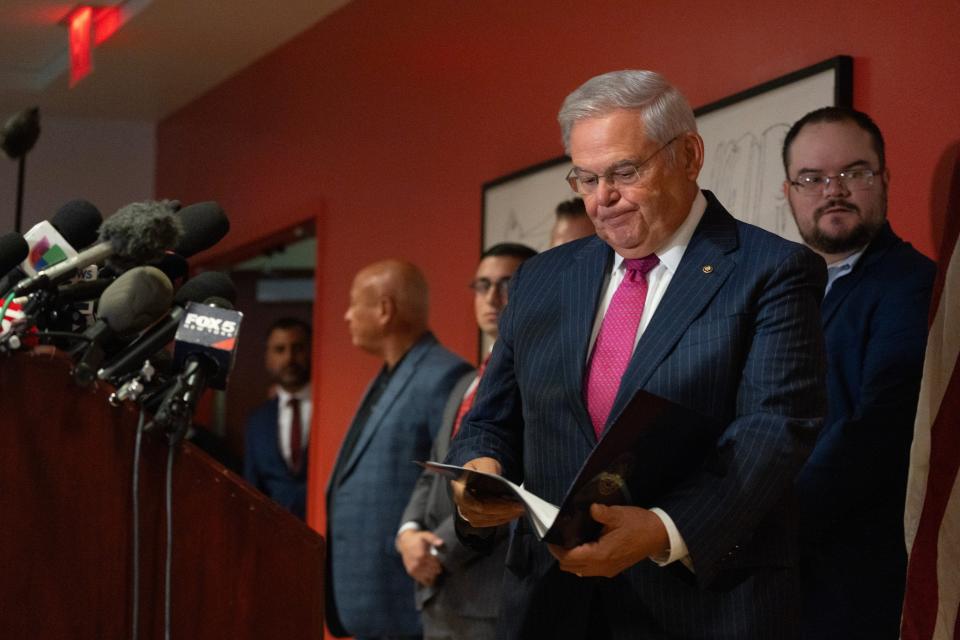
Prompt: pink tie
<box><xmin>584</xmin><ymin>255</ymin><xmax>660</xmax><ymax>438</ymax></box>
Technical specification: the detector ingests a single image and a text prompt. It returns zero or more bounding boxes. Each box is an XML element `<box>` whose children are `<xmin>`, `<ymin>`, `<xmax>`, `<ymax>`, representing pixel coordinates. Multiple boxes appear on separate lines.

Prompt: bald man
<box><xmin>326</xmin><ymin>260</ymin><xmax>472</xmax><ymax>640</ymax></box>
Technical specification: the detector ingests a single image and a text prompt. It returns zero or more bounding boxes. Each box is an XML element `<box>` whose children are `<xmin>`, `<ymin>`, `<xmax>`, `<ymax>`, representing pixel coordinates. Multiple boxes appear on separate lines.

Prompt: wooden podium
<box><xmin>0</xmin><ymin>352</ymin><xmax>325</xmax><ymax>638</ymax></box>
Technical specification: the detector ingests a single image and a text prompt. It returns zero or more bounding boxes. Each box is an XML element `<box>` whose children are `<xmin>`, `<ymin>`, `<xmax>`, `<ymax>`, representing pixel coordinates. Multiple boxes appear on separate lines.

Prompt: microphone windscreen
<box><xmin>173</xmin><ymin>202</ymin><xmax>229</xmax><ymax>258</ymax></box>
<box><xmin>51</xmin><ymin>200</ymin><xmax>102</xmax><ymax>249</ymax></box>
<box><xmin>97</xmin><ymin>266</ymin><xmax>174</xmax><ymax>336</ymax></box>
<box><xmin>1</xmin><ymin>107</ymin><xmax>40</xmax><ymax>160</ymax></box>
<box><xmin>174</xmin><ymin>271</ymin><xmax>236</xmax><ymax>306</ymax></box>
<box><xmin>99</xmin><ymin>200</ymin><xmax>183</xmax><ymax>272</ymax></box>
<box><xmin>0</xmin><ymin>232</ymin><xmax>29</xmax><ymax>276</ymax></box>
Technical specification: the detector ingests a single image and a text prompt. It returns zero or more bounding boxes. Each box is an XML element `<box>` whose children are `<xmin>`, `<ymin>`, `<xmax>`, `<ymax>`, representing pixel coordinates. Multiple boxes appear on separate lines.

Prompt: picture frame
<box><xmin>695</xmin><ymin>55</ymin><xmax>853</xmax><ymax>241</ymax></box>
<box><xmin>481</xmin><ymin>155</ymin><xmax>574</xmax><ymax>254</ymax></box>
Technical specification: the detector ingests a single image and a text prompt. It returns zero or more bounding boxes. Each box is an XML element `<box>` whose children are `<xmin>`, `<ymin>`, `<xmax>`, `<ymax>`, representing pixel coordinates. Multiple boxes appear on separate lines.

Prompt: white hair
<box><xmin>558</xmin><ymin>70</ymin><xmax>697</xmax><ymax>161</ymax></box>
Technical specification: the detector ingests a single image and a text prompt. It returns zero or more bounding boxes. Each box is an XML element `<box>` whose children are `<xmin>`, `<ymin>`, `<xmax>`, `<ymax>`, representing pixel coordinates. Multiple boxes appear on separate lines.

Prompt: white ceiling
<box><xmin>0</xmin><ymin>0</ymin><xmax>350</xmax><ymax>122</ymax></box>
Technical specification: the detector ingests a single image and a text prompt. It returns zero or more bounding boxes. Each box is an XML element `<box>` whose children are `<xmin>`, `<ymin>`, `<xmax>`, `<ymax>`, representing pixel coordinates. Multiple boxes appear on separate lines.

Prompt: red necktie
<box><xmin>584</xmin><ymin>255</ymin><xmax>659</xmax><ymax>438</ymax></box>
<box><xmin>451</xmin><ymin>355</ymin><xmax>490</xmax><ymax>440</ymax></box>
<box><xmin>289</xmin><ymin>398</ymin><xmax>303</xmax><ymax>473</ymax></box>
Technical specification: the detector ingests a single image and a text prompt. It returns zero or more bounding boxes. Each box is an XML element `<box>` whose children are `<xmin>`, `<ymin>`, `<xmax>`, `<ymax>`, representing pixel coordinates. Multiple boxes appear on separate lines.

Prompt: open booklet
<box><xmin>420</xmin><ymin>389</ymin><xmax>720</xmax><ymax>549</ymax></box>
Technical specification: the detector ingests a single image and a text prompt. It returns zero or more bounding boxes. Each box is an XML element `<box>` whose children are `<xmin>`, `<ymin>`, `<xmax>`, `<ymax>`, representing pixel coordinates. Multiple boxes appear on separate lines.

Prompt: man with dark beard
<box><xmin>782</xmin><ymin>107</ymin><xmax>936</xmax><ymax>639</ymax></box>
<box><xmin>244</xmin><ymin>317</ymin><xmax>312</xmax><ymax>519</ymax></box>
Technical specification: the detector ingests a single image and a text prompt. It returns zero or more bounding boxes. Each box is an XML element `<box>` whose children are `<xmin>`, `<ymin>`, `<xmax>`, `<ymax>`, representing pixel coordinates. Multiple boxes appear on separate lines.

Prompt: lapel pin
<box><xmin>702</xmin><ymin>265</ymin><xmax>713</xmax><ymax>274</ymax></box>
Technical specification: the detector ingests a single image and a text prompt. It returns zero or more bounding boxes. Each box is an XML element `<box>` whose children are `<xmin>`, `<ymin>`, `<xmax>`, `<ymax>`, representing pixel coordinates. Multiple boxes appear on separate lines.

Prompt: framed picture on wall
<box><xmin>695</xmin><ymin>55</ymin><xmax>853</xmax><ymax>242</ymax></box>
<box><xmin>482</xmin><ymin>156</ymin><xmax>574</xmax><ymax>254</ymax></box>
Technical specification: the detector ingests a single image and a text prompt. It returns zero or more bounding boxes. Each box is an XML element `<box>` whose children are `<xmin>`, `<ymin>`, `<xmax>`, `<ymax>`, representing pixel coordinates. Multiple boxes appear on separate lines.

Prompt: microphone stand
<box><xmin>14</xmin><ymin>155</ymin><xmax>25</xmax><ymax>233</ymax></box>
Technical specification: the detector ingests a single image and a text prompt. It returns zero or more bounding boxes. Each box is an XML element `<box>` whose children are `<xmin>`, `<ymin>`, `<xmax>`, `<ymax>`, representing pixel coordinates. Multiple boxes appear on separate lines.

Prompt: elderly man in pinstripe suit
<box><xmin>448</xmin><ymin>70</ymin><xmax>828</xmax><ymax>639</ymax></box>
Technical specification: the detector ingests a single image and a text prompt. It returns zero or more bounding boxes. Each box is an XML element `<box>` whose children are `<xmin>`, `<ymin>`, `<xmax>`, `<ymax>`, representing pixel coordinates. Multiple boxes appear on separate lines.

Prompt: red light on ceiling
<box><xmin>93</xmin><ymin>6</ymin><xmax>121</xmax><ymax>46</ymax></box>
<box><xmin>67</xmin><ymin>6</ymin><xmax>93</xmax><ymax>87</ymax></box>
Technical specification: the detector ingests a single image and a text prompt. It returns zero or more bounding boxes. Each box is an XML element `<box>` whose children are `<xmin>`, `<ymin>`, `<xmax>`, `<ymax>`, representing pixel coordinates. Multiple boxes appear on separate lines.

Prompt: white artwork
<box><xmin>695</xmin><ymin>58</ymin><xmax>851</xmax><ymax>242</ymax></box>
<box><xmin>482</xmin><ymin>158</ymin><xmax>573</xmax><ymax>253</ymax></box>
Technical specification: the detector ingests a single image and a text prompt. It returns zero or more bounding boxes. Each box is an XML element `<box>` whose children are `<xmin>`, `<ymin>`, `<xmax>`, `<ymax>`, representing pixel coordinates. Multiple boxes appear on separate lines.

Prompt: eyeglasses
<box><xmin>565</xmin><ymin>136</ymin><xmax>679</xmax><ymax>195</ymax></box>
<box><xmin>469</xmin><ymin>277</ymin><xmax>511</xmax><ymax>297</ymax></box>
<box><xmin>789</xmin><ymin>169</ymin><xmax>878</xmax><ymax>195</ymax></box>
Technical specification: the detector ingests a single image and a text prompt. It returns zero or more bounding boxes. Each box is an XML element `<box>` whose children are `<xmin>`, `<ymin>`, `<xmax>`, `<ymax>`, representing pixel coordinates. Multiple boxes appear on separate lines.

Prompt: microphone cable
<box><xmin>131</xmin><ymin>407</ymin><xmax>146</xmax><ymax>640</ymax></box>
<box><xmin>164</xmin><ymin>436</ymin><xmax>177</xmax><ymax>640</ymax></box>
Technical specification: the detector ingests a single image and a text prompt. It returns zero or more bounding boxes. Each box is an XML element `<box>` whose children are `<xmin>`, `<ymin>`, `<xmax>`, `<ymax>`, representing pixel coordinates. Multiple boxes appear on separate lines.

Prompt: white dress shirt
<box><xmin>586</xmin><ymin>190</ymin><xmax>707</xmax><ymax>569</ymax></box>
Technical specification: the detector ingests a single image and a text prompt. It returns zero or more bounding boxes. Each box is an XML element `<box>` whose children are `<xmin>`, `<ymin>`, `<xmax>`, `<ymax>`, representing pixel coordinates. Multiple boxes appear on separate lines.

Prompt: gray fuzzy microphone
<box><xmin>14</xmin><ymin>200</ymin><xmax>182</xmax><ymax>296</ymax></box>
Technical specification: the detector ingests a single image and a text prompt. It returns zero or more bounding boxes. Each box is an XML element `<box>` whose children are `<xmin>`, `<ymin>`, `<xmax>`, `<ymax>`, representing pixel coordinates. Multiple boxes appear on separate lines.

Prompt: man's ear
<box><xmin>378</xmin><ymin>295</ymin><xmax>397</xmax><ymax>327</ymax></box>
<box><xmin>682</xmin><ymin>132</ymin><xmax>705</xmax><ymax>180</ymax></box>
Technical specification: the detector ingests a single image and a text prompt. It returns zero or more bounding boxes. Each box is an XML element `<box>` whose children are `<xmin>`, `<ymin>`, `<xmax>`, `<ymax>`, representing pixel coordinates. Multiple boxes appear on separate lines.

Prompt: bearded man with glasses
<box><xmin>782</xmin><ymin>106</ymin><xmax>936</xmax><ymax>640</ymax></box>
<box><xmin>447</xmin><ymin>69</ymin><xmax>829</xmax><ymax>639</ymax></box>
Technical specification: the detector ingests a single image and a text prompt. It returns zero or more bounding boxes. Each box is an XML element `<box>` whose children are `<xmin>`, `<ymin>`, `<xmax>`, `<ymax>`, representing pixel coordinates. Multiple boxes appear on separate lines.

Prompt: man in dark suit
<box><xmin>243</xmin><ymin>317</ymin><xmax>312</xmax><ymax>519</ymax></box>
<box><xmin>782</xmin><ymin>107</ymin><xmax>936</xmax><ymax>639</ymax></box>
<box><xmin>397</xmin><ymin>242</ymin><xmax>536</xmax><ymax>640</ymax></box>
<box><xmin>448</xmin><ymin>70</ymin><xmax>828</xmax><ymax>639</ymax></box>
<box><xmin>326</xmin><ymin>260</ymin><xmax>472</xmax><ymax>640</ymax></box>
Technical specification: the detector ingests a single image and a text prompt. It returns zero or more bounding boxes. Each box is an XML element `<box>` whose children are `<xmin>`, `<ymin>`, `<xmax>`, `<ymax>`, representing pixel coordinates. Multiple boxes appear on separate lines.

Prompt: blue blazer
<box><xmin>325</xmin><ymin>332</ymin><xmax>472</xmax><ymax>638</ymax></box>
<box><xmin>449</xmin><ymin>192</ymin><xmax>828</xmax><ymax>640</ymax></box>
<box><xmin>796</xmin><ymin>223</ymin><xmax>935</xmax><ymax>639</ymax></box>
<box><xmin>243</xmin><ymin>397</ymin><xmax>307</xmax><ymax>519</ymax></box>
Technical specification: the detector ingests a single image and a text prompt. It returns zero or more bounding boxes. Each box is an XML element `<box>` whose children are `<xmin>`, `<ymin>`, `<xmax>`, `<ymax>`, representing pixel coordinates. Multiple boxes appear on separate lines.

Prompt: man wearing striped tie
<box><xmin>397</xmin><ymin>242</ymin><xmax>536</xmax><ymax>640</ymax></box>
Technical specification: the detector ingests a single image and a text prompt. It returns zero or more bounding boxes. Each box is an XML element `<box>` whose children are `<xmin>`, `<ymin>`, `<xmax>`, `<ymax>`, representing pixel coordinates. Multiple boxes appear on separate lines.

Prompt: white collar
<box><xmin>612</xmin><ymin>190</ymin><xmax>707</xmax><ymax>275</ymax></box>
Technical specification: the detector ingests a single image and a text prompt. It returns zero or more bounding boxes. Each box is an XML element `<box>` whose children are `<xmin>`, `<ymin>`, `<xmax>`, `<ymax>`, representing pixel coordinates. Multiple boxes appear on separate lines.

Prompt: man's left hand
<box><xmin>548</xmin><ymin>504</ymin><xmax>670</xmax><ymax>578</ymax></box>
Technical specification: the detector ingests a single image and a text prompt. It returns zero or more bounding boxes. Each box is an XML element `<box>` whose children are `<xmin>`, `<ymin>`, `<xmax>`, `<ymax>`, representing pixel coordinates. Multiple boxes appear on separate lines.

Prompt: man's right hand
<box><xmin>396</xmin><ymin>529</ymin><xmax>444</xmax><ymax>587</ymax></box>
<box><xmin>450</xmin><ymin>456</ymin><xmax>526</xmax><ymax>528</ymax></box>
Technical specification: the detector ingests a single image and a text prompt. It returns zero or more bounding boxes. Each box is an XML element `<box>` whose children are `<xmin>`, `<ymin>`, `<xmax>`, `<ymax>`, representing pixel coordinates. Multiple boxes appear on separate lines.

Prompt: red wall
<box><xmin>156</xmin><ymin>0</ymin><xmax>960</xmax><ymax>541</ymax></box>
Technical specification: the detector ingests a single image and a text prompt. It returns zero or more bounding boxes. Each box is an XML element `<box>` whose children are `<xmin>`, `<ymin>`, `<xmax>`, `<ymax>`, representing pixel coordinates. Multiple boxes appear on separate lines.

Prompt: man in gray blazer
<box><xmin>326</xmin><ymin>260</ymin><xmax>472</xmax><ymax>640</ymax></box>
<box><xmin>397</xmin><ymin>242</ymin><xmax>536</xmax><ymax>640</ymax></box>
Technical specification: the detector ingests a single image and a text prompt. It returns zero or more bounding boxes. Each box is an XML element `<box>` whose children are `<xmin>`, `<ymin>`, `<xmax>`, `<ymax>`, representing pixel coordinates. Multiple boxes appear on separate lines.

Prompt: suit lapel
<box><xmin>337</xmin><ymin>334</ymin><xmax>435</xmax><ymax>482</ymax></box>
<box><xmin>560</xmin><ymin>237</ymin><xmax>613</xmax><ymax>445</ymax></box>
<box><xmin>434</xmin><ymin>372</ymin><xmax>476</xmax><ymax>460</ymax></box>
<box><xmin>605</xmin><ymin>193</ymin><xmax>738</xmax><ymax>432</ymax></box>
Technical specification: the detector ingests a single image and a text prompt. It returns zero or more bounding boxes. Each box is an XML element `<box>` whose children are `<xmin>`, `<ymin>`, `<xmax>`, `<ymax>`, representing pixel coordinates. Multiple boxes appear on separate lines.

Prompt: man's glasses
<box><xmin>788</xmin><ymin>169</ymin><xmax>878</xmax><ymax>196</ymax></box>
<box><xmin>470</xmin><ymin>277</ymin><xmax>511</xmax><ymax>297</ymax></box>
<box><xmin>565</xmin><ymin>136</ymin><xmax>678</xmax><ymax>196</ymax></box>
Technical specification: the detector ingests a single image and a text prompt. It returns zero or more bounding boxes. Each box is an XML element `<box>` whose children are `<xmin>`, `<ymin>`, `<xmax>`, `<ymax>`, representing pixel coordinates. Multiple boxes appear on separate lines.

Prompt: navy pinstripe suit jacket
<box><xmin>448</xmin><ymin>191</ymin><xmax>828</xmax><ymax>640</ymax></box>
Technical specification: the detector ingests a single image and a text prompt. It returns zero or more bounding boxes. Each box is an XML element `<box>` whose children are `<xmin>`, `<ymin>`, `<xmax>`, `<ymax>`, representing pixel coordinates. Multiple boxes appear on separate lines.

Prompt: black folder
<box><xmin>422</xmin><ymin>389</ymin><xmax>720</xmax><ymax>548</ymax></box>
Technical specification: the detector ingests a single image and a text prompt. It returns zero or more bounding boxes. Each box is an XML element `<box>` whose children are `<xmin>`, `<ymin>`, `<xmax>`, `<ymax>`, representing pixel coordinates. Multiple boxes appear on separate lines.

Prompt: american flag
<box><xmin>902</xmin><ymin>202</ymin><xmax>960</xmax><ymax>639</ymax></box>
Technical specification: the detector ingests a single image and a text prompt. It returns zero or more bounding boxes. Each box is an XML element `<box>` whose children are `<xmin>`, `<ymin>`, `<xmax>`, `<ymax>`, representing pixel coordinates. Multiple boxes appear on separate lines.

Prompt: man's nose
<box><xmin>823</xmin><ymin>175</ymin><xmax>851</xmax><ymax>197</ymax></box>
<box><xmin>595</xmin><ymin>177</ymin><xmax>620</xmax><ymax>207</ymax></box>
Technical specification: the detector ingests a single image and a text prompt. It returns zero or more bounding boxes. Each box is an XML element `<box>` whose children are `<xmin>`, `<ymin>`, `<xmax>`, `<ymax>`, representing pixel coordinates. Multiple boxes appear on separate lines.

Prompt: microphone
<box><xmin>0</xmin><ymin>107</ymin><xmax>40</xmax><ymax>160</ymax></box>
<box><xmin>151</xmin><ymin>297</ymin><xmax>242</xmax><ymax>441</ymax></box>
<box><xmin>50</xmin><ymin>199</ymin><xmax>103</xmax><ymax>250</ymax></box>
<box><xmin>97</xmin><ymin>271</ymin><xmax>237</xmax><ymax>383</ymax></box>
<box><xmin>0</xmin><ymin>200</ymin><xmax>102</xmax><ymax>294</ymax></box>
<box><xmin>172</xmin><ymin>201</ymin><xmax>230</xmax><ymax>258</ymax></box>
<box><xmin>13</xmin><ymin>200</ymin><xmax>181</xmax><ymax>296</ymax></box>
<box><xmin>0</xmin><ymin>232</ymin><xmax>29</xmax><ymax>281</ymax></box>
<box><xmin>172</xmin><ymin>300</ymin><xmax>242</xmax><ymax>391</ymax></box>
<box><xmin>71</xmin><ymin>266</ymin><xmax>174</xmax><ymax>387</ymax></box>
